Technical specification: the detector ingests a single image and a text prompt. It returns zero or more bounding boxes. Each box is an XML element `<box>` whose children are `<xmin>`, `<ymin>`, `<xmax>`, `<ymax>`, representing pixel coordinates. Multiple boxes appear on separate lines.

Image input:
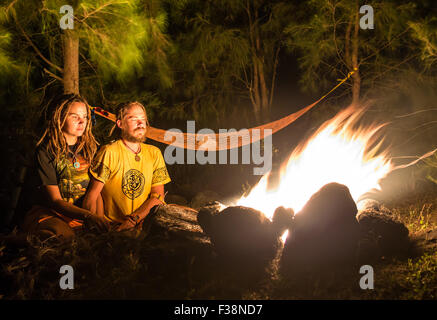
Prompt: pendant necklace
<box><xmin>69</xmin><ymin>145</ymin><xmax>81</xmax><ymax>169</ymax></box>
<box><xmin>73</xmin><ymin>160</ymin><xmax>80</xmax><ymax>169</ymax></box>
<box><xmin>122</xmin><ymin>140</ymin><xmax>141</xmax><ymax>161</ymax></box>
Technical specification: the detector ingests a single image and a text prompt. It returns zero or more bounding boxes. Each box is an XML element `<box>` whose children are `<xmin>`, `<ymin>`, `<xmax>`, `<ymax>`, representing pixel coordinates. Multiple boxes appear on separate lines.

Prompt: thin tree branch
<box><xmin>330</xmin><ymin>1</ymin><xmax>348</xmax><ymax>70</ymax></box>
<box><xmin>80</xmin><ymin>0</ymin><xmax>117</xmax><ymax>22</ymax></box>
<box><xmin>269</xmin><ymin>46</ymin><xmax>280</xmax><ymax>107</ymax></box>
<box><xmin>13</xmin><ymin>15</ymin><xmax>63</xmax><ymax>73</ymax></box>
<box><xmin>34</xmin><ymin>78</ymin><xmax>57</xmax><ymax>92</ymax></box>
<box><xmin>25</xmin><ymin>60</ymin><xmax>31</xmax><ymax>95</ymax></box>
<box><xmin>6</xmin><ymin>0</ymin><xmax>18</xmax><ymax>13</ymax></box>
<box><xmin>79</xmin><ymin>52</ymin><xmax>108</xmax><ymax>102</ymax></box>
<box><xmin>34</xmin><ymin>79</ymin><xmax>57</xmax><ymax>104</ymax></box>
<box><xmin>359</xmin><ymin>28</ymin><xmax>411</xmax><ymax>66</ymax></box>
<box><xmin>43</xmin><ymin>68</ymin><xmax>63</xmax><ymax>82</ymax></box>
<box><xmin>366</xmin><ymin>53</ymin><xmax>419</xmax><ymax>86</ymax></box>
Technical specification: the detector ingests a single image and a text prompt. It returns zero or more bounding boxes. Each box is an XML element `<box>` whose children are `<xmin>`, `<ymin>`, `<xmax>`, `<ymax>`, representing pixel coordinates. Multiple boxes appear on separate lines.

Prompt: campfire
<box><xmin>236</xmin><ymin>105</ymin><xmax>393</xmax><ymax>223</ymax></box>
<box><xmin>161</xmin><ymin>104</ymin><xmax>410</xmax><ymax>274</ymax></box>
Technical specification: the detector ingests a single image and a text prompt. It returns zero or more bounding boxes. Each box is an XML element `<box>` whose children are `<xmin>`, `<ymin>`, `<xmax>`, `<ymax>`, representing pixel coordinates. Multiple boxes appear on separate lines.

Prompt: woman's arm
<box><xmin>44</xmin><ymin>185</ymin><xmax>108</xmax><ymax>231</ymax></box>
<box><xmin>43</xmin><ymin>185</ymin><xmax>93</xmax><ymax>220</ymax></box>
<box><xmin>82</xmin><ymin>177</ymin><xmax>105</xmax><ymax>216</ymax></box>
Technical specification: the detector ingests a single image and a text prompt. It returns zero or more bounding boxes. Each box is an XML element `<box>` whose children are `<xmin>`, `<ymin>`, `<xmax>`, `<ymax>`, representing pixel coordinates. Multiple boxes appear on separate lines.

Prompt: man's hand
<box><xmin>114</xmin><ymin>185</ymin><xmax>165</xmax><ymax>232</ymax></box>
<box><xmin>84</xmin><ymin>214</ymin><xmax>110</xmax><ymax>232</ymax></box>
<box><xmin>115</xmin><ymin>216</ymin><xmax>137</xmax><ymax>231</ymax></box>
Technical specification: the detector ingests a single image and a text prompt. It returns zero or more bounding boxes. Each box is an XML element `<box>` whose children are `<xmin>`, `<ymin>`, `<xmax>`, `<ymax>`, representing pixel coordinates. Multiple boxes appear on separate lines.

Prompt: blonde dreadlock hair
<box><xmin>37</xmin><ymin>94</ymin><xmax>98</xmax><ymax>164</ymax></box>
<box><xmin>109</xmin><ymin>101</ymin><xmax>150</xmax><ymax>138</ymax></box>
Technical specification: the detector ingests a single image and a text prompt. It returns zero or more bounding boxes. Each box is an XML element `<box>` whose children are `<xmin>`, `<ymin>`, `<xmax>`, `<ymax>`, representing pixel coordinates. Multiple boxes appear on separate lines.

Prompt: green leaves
<box><xmin>70</xmin><ymin>0</ymin><xmax>163</xmax><ymax>84</ymax></box>
<box><xmin>409</xmin><ymin>17</ymin><xmax>437</xmax><ymax>68</ymax></box>
<box><xmin>283</xmin><ymin>0</ymin><xmax>420</xmax><ymax>96</ymax></box>
<box><xmin>405</xmin><ymin>252</ymin><xmax>437</xmax><ymax>299</ymax></box>
<box><xmin>1</xmin><ymin>0</ymin><xmax>297</xmax><ymax>124</ymax></box>
<box><xmin>0</xmin><ymin>31</ymin><xmax>26</xmax><ymax>92</ymax></box>
<box><xmin>423</xmin><ymin>153</ymin><xmax>437</xmax><ymax>185</ymax></box>
<box><xmin>1</xmin><ymin>0</ymin><xmax>174</xmax><ymax>91</ymax></box>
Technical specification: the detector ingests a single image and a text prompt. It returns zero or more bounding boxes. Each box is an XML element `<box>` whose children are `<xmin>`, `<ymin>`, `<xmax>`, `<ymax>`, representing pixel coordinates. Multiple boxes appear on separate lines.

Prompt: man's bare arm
<box><xmin>96</xmin><ymin>191</ymin><xmax>105</xmax><ymax>217</ymax></box>
<box><xmin>116</xmin><ymin>185</ymin><xmax>165</xmax><ymax>231</ymax></box>
<box><xmin>133</xmin><ymin>184</ymin><xmax>165</xmax><ymax>220</ymax></box>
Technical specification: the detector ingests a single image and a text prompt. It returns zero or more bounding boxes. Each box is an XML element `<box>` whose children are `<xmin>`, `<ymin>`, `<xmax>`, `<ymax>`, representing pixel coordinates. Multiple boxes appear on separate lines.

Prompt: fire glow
<box><xmin>236</xmin><ymin>105</ymin><xmax>393</xmax><ymax>220</ymax></box>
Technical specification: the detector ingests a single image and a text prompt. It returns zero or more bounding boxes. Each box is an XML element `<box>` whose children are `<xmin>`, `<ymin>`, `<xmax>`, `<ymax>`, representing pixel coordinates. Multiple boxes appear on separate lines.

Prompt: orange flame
<box><xmin>236</xmin><ymin>105</ymin><xmax>393</xmax><ymax>219</ymax></box>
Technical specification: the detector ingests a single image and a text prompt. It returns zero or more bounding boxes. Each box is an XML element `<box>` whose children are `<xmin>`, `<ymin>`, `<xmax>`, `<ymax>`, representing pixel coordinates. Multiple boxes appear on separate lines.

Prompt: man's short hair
<box><xmin>110</xmin><ymin>101</ymin><xmax>149</xmax><ymax>136</ymax></box>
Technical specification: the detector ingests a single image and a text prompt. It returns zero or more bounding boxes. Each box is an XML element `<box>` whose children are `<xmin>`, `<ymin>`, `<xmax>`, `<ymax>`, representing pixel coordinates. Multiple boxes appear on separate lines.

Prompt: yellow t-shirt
<box><xmin>90</xmin><ymin>140</ymin><xmax>171</xmax><ymax>223</ymax></box>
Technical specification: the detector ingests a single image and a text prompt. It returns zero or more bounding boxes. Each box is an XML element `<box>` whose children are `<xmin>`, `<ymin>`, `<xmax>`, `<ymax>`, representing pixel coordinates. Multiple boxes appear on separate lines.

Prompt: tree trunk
<box><xmin>250</xmin><ymin>43</ymin><xmax>270</xmax><ymax>123</ymax></box>
<box><xmin>258</xmin><ymin>60</ymin><xmax>270</xmax><ymax>121</ymax></box>
<box><xmin>255</xmin><ymin>24</ymin><xmax>270</xmax><ymax>122</ymax></box>
<box><xmin>251</xmin><ymin>56</ymin><xmax>262</xmax><ymax>124</ymax></box>
<box><xmin>63</xmin><ymin>30</ymin><xmax>79</xmax><ymax>94</ymax></box>
<box><xmin>246</xmin><ymin>2</ymin><xmax>269</xmax><ymax>124</ymax></box>
<box><xmin>345</xmin><ymin>21</ymin><xmax>352</xmax><ymax>68</ymax></box>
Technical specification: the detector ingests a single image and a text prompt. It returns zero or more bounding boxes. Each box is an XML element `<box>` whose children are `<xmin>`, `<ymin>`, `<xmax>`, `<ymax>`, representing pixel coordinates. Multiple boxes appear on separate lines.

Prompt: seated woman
<box><xmin>22</xmin><ymin>94</ymin><xmax>108</xmax><ymax>241</ymax></box>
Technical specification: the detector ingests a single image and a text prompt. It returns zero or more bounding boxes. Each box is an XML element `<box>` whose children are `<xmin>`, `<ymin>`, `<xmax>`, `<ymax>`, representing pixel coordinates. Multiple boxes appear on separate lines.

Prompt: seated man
<box><xmin>83</xmin><ymin>101</ymin><xmax>171</xmax><ymax>231</ymax></box>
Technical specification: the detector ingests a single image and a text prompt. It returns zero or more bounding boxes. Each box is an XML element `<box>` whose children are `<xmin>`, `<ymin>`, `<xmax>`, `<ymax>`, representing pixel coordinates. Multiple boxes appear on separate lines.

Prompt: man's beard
<box><xmin>121</xmin><ymin>129</ymin><xmax>147</xmax><ymax>143</ymax></box>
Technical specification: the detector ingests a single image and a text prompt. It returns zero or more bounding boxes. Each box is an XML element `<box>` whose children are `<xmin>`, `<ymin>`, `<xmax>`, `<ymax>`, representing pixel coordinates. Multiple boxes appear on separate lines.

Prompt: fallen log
<box><xmin>147</xmin><ymin>204</ymin><xmax>209</xmax><ymax>244</ymax></box>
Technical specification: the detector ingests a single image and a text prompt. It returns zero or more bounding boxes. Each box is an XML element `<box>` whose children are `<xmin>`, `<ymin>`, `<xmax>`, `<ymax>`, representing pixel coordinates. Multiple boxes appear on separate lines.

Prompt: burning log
<box><xmin>281</xmin><ymin>183</ymin><xmax>360</xmax><ymax>274</ymax></box>
<box><xmin>197</xmin><ymin>204</ymin><xmax>294</xmax><ymax>268</ymax></box>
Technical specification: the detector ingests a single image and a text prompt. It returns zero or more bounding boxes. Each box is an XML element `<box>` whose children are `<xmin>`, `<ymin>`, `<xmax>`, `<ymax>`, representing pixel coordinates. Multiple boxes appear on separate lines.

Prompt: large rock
<box><xmin>197</xmin><ymin>204</ymin><xmax>294</xmax><ymax>267</ymax></box>
<box><xmin>281</xmin><ymin>183</ymin><xmax>360</xmax><ymax>274</ymax></box>
<box><xmin>356</xmin><ymin>206</ymin><xmax>410</xmax><ymax>259</ymax></box>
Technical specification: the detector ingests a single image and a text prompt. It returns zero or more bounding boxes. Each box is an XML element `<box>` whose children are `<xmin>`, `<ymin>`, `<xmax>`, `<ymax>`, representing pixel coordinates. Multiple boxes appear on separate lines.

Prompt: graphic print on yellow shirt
<box><xmin>90</xmin><ymin>140</ymin><xmax>171</xmax><ymax>223</ymax></box>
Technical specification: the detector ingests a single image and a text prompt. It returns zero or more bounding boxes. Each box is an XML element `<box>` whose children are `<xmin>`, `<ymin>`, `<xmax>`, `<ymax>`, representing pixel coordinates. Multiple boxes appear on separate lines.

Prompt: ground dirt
<box><xmin>0</xmin><ymin>191</ymin><xmax>436</xmax><ymax>300</ymax></box>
